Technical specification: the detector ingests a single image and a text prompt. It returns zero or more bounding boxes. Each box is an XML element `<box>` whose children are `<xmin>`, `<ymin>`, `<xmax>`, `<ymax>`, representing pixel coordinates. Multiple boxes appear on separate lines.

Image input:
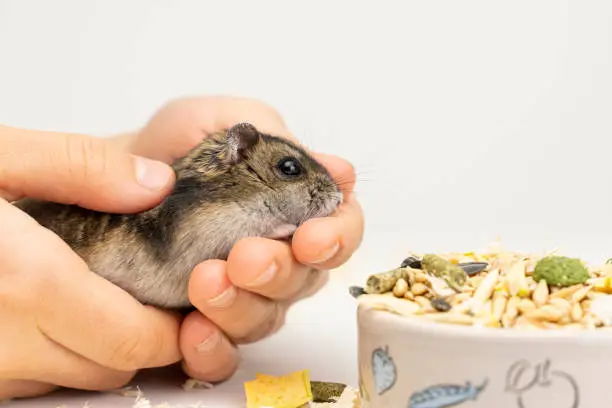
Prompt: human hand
<box><xmin>111</xmin><ymin>96</ymin><xmax>365</xmax><ymax>382</ymax></box>
<box><xmin>0</xmin><ymin>126</ymin><xmax>182</xmax><ymax>400</ymax></box>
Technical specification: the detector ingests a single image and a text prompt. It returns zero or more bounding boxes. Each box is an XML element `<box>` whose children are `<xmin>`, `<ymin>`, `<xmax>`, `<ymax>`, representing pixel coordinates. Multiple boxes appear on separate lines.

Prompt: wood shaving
<box><xmin>107</xmin><ymin>385</ymin><xmax>143</xmax><ymax>398</ymax></box>
<box><xmin>100</xmin><ymin>384</ymin><xmax>211</xmax><ymax>408</ymax></box>
<box><xmin>128</xmin><ymin>391</ymin><xmax>209</xmax><ymax>408</ymax></box>
<box><xmin>182</xmin><ymin>378</ymin><xmax>214</xmax><ymax>391</ymax></box>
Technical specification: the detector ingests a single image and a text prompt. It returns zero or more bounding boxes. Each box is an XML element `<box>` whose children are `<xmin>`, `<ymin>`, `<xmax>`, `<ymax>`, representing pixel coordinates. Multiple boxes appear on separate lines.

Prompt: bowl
<box><xmin>356</xmin><ymin>303</ymin><xmax>612</xmax><ymax>408</ymax></box>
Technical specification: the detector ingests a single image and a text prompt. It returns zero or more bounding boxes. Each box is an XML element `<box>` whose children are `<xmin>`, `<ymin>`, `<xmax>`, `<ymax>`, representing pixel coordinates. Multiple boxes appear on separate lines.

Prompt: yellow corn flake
<box><xmin>517</xmin><ymin>287</ymin><xmax>531</xmax><ymax>297</ymax></box>
<box><xmin>483</xmin><ymin>317</ymin><xmax>502</xmax><ymax>328</ymax></box>
<box><xmin>593</xmin><ymin>277</ymin><xmax>612</xmax><ymax>294</ymax></box>
<box><xmin>244</xmin><ymin>370</ymin><xmax>313</xmax><ymax>408</ymax></box>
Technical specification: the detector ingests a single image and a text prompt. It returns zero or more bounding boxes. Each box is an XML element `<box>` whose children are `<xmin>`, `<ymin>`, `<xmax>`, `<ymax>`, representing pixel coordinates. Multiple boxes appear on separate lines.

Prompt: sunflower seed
<box><xmin>348</xmin><ymin>286</ymin><xmax>366</xmax><ymax>298</ymax></box>
<box><xmin>401</xmin><ymin>256</ymin><xmax>421</xmax><ymax>269</ymax></box>
<box><xmin>459</xmin><ymin>262</ymin><xmax>489</xmax><ymax>276</ymax></box>
<box><xmin>431</xmin><ymin>297</ymin><xmax>452</xmax><ymax>312</ymax></box>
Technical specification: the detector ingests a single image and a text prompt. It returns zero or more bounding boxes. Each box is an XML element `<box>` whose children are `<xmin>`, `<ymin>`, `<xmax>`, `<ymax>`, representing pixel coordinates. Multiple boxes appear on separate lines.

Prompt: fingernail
<box><xmin>207</xmin><ymin>285</ymin><xmax>237</xmax><ymax>308</ymax></box>
<box><xmin>248</xmin><ymin>262</ymin><xmax>278</xmax><ymax>287</ymax></box>
<box><xmin>311</xmin><ymin>242</ymin><xmax>340</xmax><ymax>264</ymax></box>
<box><xmin>195</xmin><ymin>330</ymin><xmax>221</xmax><ymax>354</ymax></box>
<box><xmin>134</xmin><ymin>156</ymin><xmax>173</xmax><ymax>191</ymax></box>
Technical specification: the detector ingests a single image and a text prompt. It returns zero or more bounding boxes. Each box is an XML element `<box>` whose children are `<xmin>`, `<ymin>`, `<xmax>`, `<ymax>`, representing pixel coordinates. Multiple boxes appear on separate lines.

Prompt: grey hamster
<box><xmin>13</xmin><ymin>123</ymin><xmax>343</xmax><ymax>309</ymax></box>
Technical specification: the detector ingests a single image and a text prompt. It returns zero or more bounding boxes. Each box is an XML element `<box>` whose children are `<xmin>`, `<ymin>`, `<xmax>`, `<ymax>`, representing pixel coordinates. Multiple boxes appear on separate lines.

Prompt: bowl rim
<box><xmin>357</xmin><ymin>304</ymin><xmax>612</xmax><ymax>343</ymax></box>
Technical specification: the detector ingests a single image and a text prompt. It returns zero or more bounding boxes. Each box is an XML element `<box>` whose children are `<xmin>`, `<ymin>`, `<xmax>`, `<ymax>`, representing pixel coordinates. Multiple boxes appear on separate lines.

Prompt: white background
<box><xmin>1</xmin><ymin>1</ymin><xmax>611</xmax><ymax>407</ymax></box>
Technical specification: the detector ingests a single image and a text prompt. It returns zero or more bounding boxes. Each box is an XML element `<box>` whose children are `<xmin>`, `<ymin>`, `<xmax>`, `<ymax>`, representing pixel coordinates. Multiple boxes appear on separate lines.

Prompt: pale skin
<box><xmin>0</xmin><ymin>95</ymin><xmax>364</xmax><ymax>400</ymax></box>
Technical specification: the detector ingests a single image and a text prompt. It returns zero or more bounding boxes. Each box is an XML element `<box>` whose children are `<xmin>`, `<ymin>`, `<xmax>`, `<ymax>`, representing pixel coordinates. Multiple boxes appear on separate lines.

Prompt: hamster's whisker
<box><xmin>334</xmin><ymin>182</ymin><xmax>356</xmax><ymax>190</ymax></box>
<box><xmin>331</xmin><ymin>170</ymin><xmax>374</xmax><ymax>185</ymax></box>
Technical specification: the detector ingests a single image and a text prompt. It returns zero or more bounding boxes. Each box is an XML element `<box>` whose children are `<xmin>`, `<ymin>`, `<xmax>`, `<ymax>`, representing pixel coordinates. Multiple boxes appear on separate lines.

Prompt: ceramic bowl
<box><xmin>357</xmin><ymin>303</ymin><xmax>612</xmax><ymax>408</ymax></box>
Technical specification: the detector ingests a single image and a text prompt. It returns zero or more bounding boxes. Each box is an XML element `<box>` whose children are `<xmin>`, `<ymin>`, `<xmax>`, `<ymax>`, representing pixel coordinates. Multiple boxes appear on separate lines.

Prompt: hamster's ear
<box><xmin>225</xmin><ymin>122</ymin><xmax>260</xmax><ymax>163</ymax></box>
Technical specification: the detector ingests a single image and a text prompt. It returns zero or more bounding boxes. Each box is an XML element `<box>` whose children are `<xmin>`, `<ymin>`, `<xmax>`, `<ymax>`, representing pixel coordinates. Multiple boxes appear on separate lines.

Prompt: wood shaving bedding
<box><xmin>98</xmin><ymin>372</ymin><xmax>358</xmax><ymax>408</ymax></box>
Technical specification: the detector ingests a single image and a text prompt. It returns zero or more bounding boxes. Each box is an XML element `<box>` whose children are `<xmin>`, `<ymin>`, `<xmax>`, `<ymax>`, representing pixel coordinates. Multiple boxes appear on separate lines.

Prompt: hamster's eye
<box><xmin>276</xmin><ymin>157</ymin><xmax>303</xmax><ymax>177</ymax></box>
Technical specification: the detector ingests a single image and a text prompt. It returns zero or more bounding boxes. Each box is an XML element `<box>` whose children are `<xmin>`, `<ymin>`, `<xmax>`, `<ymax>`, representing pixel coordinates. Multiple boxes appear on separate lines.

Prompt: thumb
<box><xmin>0</xmin><ymin>126</ymin><xmax>175</xmax><ymax>213</ymax></box>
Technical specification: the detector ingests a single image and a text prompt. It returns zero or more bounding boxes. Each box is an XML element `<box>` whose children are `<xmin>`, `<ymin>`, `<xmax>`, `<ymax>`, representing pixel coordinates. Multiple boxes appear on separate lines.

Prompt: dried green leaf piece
<box><xmin>365</xmin><ymin>267</ymin><xmax>411</xmax><ymax>294</ymax></box>
<box><xmin>421</xmin><ymin>254</ymin><xmax>467</xmax><ymax>292</ymax></box>
<box><xmin>311</xmin><ymin>381</ymin><xmax>347</xmax><ymax>402</ymax></box>
<box><xmin>532</xmin><ymin>256</ymin><xmax>590</xmax><ymax>287</ymax></box>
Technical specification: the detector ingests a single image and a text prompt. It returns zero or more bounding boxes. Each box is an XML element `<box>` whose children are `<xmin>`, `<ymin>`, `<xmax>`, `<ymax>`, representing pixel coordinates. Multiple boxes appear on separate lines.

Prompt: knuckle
<box><xmin>270</xmin><ymin>269</ymin><xmax>308</xmax><ymax>301</ymax></box>
<box><xmin>298</xmin><ymin>269</ymin><xmax>329</xmax><ymax>300</ymax></box>
<box><xmin>234</xmin><ymin>303</ymin><xmax>285</xmax><ymax>344</ymax></box>
<box><xmin>63</xmin><ymin>134</ymin><xmax>110</xmax><ymax>183</ymax></box>
<box><xmin>107</xmin><ymin>327</ymin><xmax>154</xmax><ymax>371</ymax></box>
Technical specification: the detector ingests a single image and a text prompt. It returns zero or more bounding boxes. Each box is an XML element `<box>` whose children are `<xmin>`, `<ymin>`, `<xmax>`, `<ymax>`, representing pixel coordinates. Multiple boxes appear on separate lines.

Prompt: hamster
<box><xmin>13</xmin><ymin>123</ymin><xmax>343</xmax><ymax>309</ymax></box>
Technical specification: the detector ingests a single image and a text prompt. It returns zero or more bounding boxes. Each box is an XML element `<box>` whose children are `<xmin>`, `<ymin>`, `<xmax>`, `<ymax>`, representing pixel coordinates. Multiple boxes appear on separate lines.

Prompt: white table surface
<box><xmin>5</xmin><ymin>260</ymin><xmax>368</xmax><ymax>408</ymax></box>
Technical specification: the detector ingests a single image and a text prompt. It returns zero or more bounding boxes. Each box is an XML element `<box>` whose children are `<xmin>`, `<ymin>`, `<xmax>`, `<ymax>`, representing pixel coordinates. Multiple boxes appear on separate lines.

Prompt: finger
<box><xmin>129</xmin><ymin>96</ymin><xmax>295</xmax><ymax>163</ymax></box>
<box><xmin>0</xmin><ymin>315</ymin><xmax>136</xmax><ymax>393</ymax></box>
<box><xmin>226</xmin><ymin>237</ymin><xmax>319</xmax><ymax>300</ymax></box>
<box><xmin>179</xmin><ymin>311</ymin><xmax>239</xmax><ymax>383</ymax></box>
<box><xmin>291</xmin><ymin>268</ymin><xmax>331</xmax><ymax>302</ymax></box>
<box><xmin>16</xmin><ymin>337</ymin><xmax>137</xmax><ymax>392</ymax></box>
<box><xmin>312</xmin><ymin>152</ymin><xmax>357</xmax><ymax>194</ymax></box>
<box><xmin>0</xmin><ymin>200</ymin><xmax>183</xmax><ymax>372</ymax></box>
<box><xmin>188</xmin><ymin>260</ymin><xmax>285</xmax><ymax>343</ymax></box>
<box><xmin>290</xmin><ymin>152</ymin><xmax>364</xmax><ymax>269</ymax></box>
<box><xmin>38</xmin><ymin>268</ymin><xmax>183</xmax><ymax>372</ymax></box>
<box><xmin>291</xmin><ymin>191</ymin><xmax>365</xmax><ymax>270</ymax></box>
<box><xmin>0</xmin><ymin>126</ymin><xmax>175</xmax><ymax>213</ymax></box>
<box><xmin>0</xmin><ymin>380</ymin><xmax>56</xmax><ymax>400</ymax></box>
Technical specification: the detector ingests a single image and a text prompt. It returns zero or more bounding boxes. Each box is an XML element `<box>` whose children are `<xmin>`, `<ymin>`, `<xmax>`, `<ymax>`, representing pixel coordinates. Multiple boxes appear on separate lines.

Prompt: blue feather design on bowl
<box><xmin>371</xmin><ymin>345</ymin><xmax>397</xmax><ymax>395</ymax></box>
<box><xmin>408</xmin><ymin>379</ymin><xmax>488</xmax><ymax>408</ymax></box>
